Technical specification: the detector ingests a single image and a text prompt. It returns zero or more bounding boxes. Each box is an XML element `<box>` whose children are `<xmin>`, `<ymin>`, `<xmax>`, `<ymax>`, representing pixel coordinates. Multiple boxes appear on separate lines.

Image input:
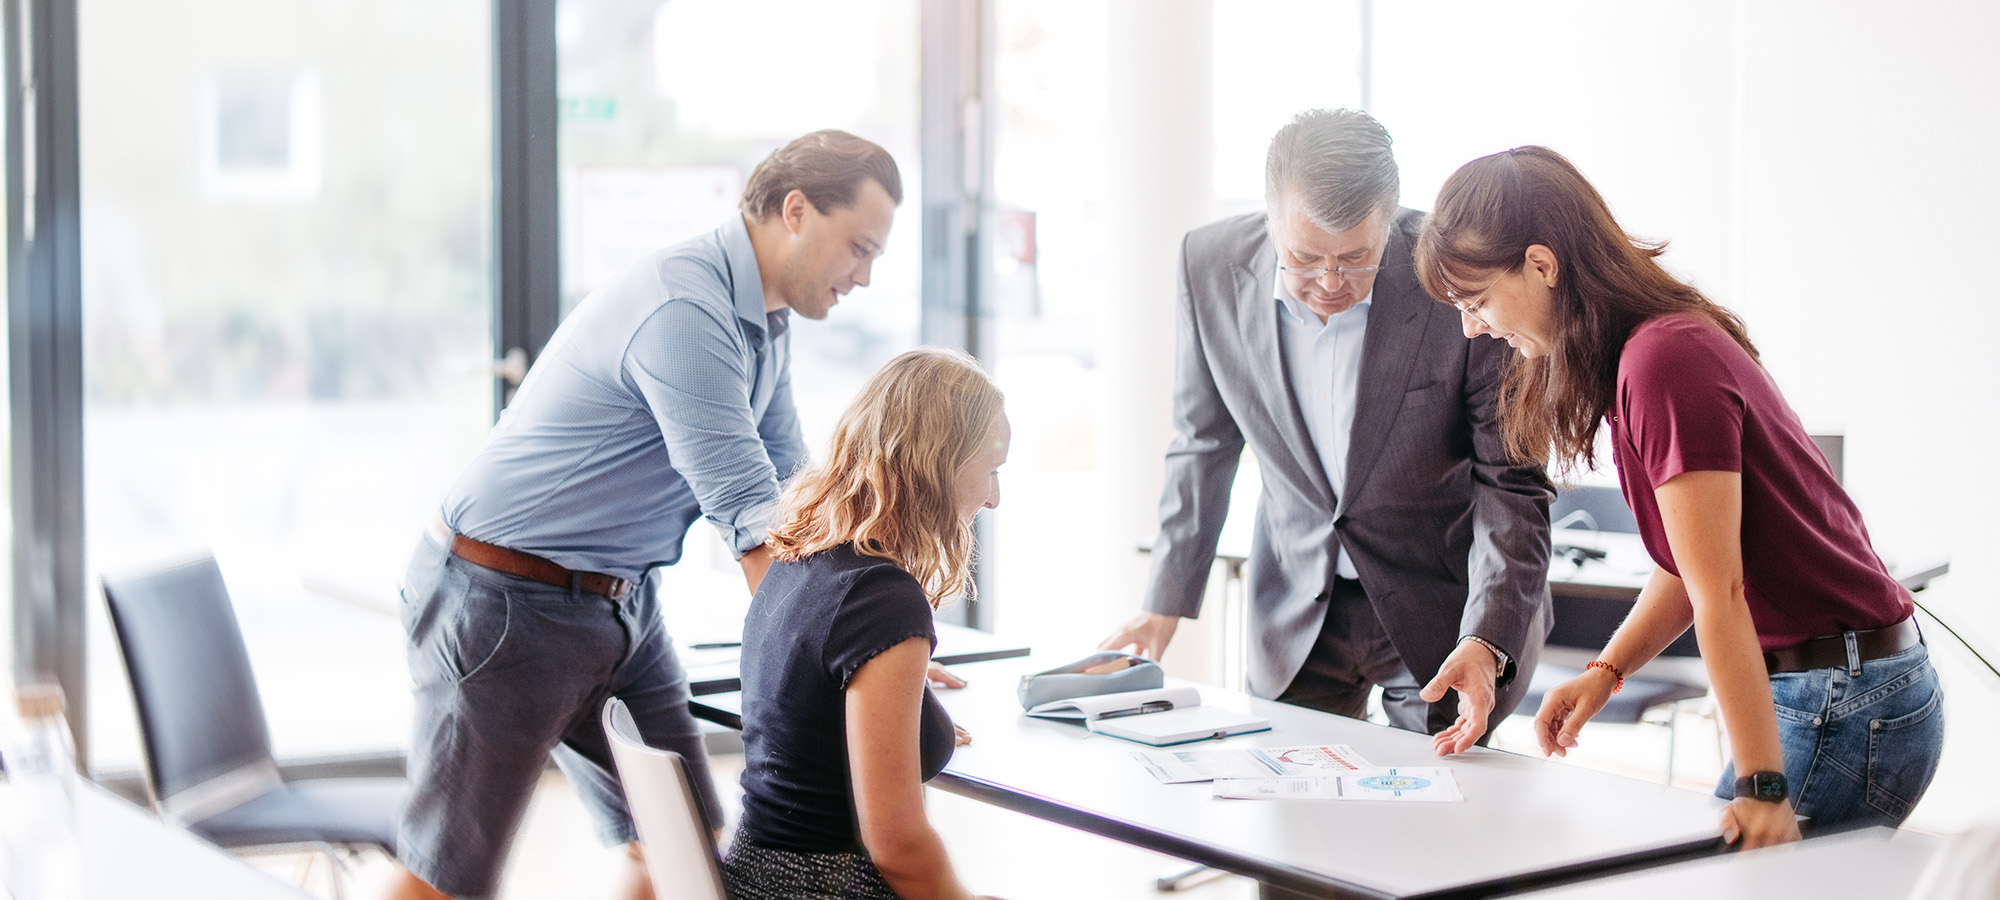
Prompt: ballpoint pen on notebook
<box><xmin>1094</xmin><ymin>699</ymin><xmax>1177</xmax><ymax>720</ymax></box>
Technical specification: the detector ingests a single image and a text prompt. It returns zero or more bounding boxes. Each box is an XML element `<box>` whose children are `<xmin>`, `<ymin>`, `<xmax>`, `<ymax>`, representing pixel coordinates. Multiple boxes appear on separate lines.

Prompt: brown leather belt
<box><xmin>1763</xmin><ymin>616</ymin><xmax>1921</xmax><ymax>675</ymax></box>
<box><xmin>429</xmin><ymin>520</ymin><xmax>633</xmax><ymax>600</ymax></box>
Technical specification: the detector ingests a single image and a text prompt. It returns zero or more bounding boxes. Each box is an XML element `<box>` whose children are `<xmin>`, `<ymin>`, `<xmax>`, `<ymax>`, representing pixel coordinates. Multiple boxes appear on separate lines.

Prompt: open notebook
<box><xmin>1025</xmin><ymin>686</ymin><xmax>1271</xmax><ymax>746</ymax></box>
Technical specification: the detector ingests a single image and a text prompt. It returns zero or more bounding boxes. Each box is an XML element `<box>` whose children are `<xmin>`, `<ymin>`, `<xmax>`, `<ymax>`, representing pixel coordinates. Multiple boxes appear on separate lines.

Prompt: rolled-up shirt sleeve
<box><xmin>756</xmin><ymin>331</ymin><xmax>808</xmax><ymax>488</ymax></box>
<box><xmin>624</xmin><ymin>298</ymin><xmax>784</xmax><ymax>557</ymax></box>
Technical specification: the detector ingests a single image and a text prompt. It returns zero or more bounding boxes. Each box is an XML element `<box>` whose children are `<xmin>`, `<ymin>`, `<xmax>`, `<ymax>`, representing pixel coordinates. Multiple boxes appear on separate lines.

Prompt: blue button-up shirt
<box><xmin>442</xmin><ymin>215</ymin><xmax>805</xmax><ymax>580</ymax></box>
<box><xmin>1275</xmin><ymin>272</ymin><xmax>1371</xmax><ymax>580</ymax></box>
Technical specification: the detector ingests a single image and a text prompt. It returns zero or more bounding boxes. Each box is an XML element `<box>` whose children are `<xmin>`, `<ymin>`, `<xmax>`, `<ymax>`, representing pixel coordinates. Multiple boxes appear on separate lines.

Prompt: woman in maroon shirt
<box><xmin>1413</xmin><ymin>146</ymin><xmax>1942</xmax><ymax>848</ymax></box>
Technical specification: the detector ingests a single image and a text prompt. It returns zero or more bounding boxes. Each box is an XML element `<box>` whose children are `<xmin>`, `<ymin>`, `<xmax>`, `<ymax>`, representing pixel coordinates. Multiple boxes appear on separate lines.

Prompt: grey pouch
<box><xmin>1017</xmin><ymin>652</ymin><xmax>1164</xmax><ymax>710</ymax></box>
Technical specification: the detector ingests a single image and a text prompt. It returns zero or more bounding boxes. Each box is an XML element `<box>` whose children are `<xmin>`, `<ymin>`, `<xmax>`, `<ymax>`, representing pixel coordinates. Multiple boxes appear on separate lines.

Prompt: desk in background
<box><xmin>679</xmin><ymin>621</ymin><xmax>1029</xmax><ymax>697</ymax></box>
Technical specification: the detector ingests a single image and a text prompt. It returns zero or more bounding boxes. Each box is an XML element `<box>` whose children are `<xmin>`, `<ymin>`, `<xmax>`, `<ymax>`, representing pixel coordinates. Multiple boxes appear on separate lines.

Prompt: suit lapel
<box><xmin>1342</xmin><ymin>218</ymin><xmax>1430</xmax><ymax>514</ymax></box>
<box><xmin>1237</xmin><ymin>232</ymin><xmax>1335</xmax><ymax>507</ymax></box>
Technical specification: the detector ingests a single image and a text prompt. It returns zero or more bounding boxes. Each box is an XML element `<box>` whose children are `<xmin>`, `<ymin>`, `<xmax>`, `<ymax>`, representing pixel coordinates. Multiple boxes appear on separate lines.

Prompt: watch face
<box><xmin>1739</xmin><ymin>771</ymin><xmax>1788</xmax><ymax>802</ymax></box>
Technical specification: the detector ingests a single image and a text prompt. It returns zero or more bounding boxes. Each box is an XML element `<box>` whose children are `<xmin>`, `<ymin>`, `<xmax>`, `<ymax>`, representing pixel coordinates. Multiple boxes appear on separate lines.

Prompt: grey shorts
<box><xmin>397</xmin><ymin>533</ymin><xmax>719</xmax><ymax>899</ymax></box>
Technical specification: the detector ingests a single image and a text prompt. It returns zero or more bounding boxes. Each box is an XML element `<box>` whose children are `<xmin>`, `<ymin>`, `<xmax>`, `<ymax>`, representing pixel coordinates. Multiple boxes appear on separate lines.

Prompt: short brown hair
<box><xmin>740</xmin><ymin>129</ymin><xmax>903</xmax><ymax>222</ymax></box>
<box><xmin>1414</xmin><ymin>146</ymin><xmax>1756</xmax><ymax>473</ymax></box>
<box><xmin>766</xmin><ymin>348</ymin><xmax>1002</xmax><ymax>608</ymax></box>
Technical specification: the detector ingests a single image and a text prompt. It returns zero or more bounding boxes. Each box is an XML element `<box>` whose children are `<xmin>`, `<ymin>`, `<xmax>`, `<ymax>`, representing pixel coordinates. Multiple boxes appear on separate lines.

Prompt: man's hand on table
<box><xmin>1097</xmin><ymin>612</ymin><xmax>1180</xmax><ymax>660</ymax></box>
<box><xmin>1422</xmin><ymin>638</ymin><xmax>1501</xmax><ymax>756</ymax></box>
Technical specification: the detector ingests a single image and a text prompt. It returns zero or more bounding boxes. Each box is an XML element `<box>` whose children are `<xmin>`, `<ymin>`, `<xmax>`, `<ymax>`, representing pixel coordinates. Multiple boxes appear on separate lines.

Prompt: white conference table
<box><xmin>1509</xmin><ymin>825</ymin><xmax>1942</xmax><ymax>900</ymax></box>
<box><xmin>696</xmin><ymin>653</ymin><xmax>1728</xmax><ymax>899</ymax></box>
<box><xmin>7</xmin><ymin>781</ymin><xmax>313</xmax><ymax>898</ymax></box>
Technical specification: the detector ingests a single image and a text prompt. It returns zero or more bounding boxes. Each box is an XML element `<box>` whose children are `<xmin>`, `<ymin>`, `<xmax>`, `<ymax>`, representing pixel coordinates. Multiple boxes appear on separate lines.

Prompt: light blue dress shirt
<box><xmin>442</xmin><ymin>215</ymin><xmax>805</xmax><ymax>581</ymax></box>
<box><xmin>1275</xmin><ymin>272</ymin><xmax>1370</xmax><ymax>580</ymax></box>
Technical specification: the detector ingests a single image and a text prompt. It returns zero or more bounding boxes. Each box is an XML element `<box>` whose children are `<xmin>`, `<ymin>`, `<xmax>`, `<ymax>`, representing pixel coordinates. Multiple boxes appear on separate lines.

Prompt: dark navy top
<box><xmin>736</xmin><ymin>543</ymin><xmax>956</xmax><ymax>853</ymax></box>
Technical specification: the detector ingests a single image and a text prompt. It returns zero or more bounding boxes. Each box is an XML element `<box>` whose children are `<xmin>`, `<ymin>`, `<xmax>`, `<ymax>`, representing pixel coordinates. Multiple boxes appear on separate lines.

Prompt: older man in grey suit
<box><xmin>1101</xmin><ymin>109</ymin><xmax>1552</xmax><ymax>753</ymax></box>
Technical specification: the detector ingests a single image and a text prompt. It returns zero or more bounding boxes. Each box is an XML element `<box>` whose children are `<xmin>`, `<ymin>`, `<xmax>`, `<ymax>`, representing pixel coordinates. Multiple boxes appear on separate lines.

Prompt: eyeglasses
<box><xmin>1277</xmin><ymin>263</ymin><xmax>1380</xmax><ymax>283</ymax></box>
<box><xmin>1447</xmin><ymin>292</ymin><xmax>1489</xmax><ymax>321</ymax></box>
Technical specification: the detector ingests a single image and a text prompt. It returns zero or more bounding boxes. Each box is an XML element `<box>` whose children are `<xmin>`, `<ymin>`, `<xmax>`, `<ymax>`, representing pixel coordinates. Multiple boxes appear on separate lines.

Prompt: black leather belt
<box><xmin>1763</xmin><ymin>616</ymin><xmax>1920</xmax><ymax>674</ymax></box>
<box><xmin>429</xmin><ymin>519</ymin><xmax>633</xmax><ymax>600</ymax></box>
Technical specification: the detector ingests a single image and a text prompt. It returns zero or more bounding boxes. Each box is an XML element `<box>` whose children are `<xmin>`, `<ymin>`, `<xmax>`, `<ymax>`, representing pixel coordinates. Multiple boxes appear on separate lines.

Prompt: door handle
<box><xmin>493</xmin><ymin>347</ymin><xmax>529</xmax><ymax>386</ymax></box>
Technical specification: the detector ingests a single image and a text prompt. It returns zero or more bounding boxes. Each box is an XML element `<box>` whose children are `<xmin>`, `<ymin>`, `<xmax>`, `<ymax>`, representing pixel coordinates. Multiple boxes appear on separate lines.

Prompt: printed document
<box><xmin>1213</xmin><ymin>767</ymin><xmax>1463</xmax><ymax>802</ymax></box>
<box><xmin>1134</xmin><ymin>744</ymin><xmax>1375</xmax><ymax>784</ymax></box>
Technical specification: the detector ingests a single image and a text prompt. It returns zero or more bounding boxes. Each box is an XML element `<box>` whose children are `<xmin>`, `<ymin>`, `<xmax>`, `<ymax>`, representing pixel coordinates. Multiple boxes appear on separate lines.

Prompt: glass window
<box><xmin>985</xmin><ymin>1</ymin><xmax>1365</xmax><ymax>646</ymax></box>
<box><xmin>79</xmin><ymin>0</ymin><xmax>494</xmax><ymax>770</ymax></box>
<box><xmin>0</xmin><ymin>8</ymin><xmax>10</xmax><ymax>695</ymax></box>
<box><xmin>557</xmin><ymin>0</ymin><xmax>923</xmax><ymax>636</ymax></box>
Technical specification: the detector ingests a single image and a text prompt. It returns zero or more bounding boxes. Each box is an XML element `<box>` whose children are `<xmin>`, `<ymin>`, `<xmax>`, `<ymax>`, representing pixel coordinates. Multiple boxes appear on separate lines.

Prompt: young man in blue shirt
<box><xmin>384</xmin><ymin>130</ymin><xmax>904</xmax><ymax>900</ymax></box>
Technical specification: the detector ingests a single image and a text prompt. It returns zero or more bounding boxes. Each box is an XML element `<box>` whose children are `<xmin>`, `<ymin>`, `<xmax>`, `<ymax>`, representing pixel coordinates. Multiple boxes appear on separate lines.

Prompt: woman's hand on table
<box><xmin>927</xmin><ymin>661</ymin><xmax>967</xmax><ymax>689</ymax></box>
<box><xmin>1720</xmin><ymin>797</ymin><xmax>1801</xmax><ymax>850</ymax></box>
<box><xmin>1532</xmin><ymin>666</ymin><xmax>1618</xmax><ymax>757</ymax></box>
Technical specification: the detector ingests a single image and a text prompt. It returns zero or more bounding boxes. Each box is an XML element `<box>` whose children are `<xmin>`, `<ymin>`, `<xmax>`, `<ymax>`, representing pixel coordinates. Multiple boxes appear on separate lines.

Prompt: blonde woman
<box><xmin>723</xmin><ymin>348</ymin><xmax>1009</xmax><ymax>900</ymax></box>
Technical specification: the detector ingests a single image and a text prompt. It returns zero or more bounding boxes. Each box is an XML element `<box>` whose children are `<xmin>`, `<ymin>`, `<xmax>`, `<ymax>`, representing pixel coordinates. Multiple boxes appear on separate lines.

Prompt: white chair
<box><xmin>601</xmin><ymin>697</ymin><xmax>729</xmax><ymax>900</ymax></box>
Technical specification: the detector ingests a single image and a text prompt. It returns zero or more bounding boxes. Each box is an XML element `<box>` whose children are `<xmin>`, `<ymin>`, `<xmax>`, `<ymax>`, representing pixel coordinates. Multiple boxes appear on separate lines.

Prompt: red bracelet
<box><xmin>1586</xmin><ymin>660</ymin><xmax>1624</xmax><ymax>694</ymax></box>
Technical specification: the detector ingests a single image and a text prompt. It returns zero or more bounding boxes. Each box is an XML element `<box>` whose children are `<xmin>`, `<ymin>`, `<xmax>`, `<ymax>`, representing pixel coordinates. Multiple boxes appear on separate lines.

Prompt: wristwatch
<box><xmin>1733</xmin><ymin>771</ymin><xmax>1789</xmax><ymax>803</ymax></box>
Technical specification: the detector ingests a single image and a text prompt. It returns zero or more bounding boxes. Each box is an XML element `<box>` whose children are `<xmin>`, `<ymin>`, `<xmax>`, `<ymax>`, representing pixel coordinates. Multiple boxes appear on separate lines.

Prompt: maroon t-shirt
<box><xmin>1609</xmin><ymin>314</ymin><xmax>1911</xmax><ymax>651</ymax></box>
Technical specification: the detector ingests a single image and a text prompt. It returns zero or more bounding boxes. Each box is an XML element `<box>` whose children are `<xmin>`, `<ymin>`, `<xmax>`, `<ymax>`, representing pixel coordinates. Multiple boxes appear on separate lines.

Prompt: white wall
<box><xmin>1376</xmin><ymin>0</ymin><xmax>2000</xmax><ymax>634</ymax></box>
<box><xmin>1373</xmin><ymin>0</ymin><xmax>2000</xmax><ymax>830</ymax></box>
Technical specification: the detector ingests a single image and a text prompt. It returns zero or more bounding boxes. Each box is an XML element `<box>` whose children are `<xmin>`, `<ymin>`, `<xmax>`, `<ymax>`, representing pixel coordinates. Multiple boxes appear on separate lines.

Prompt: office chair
<box><xmin>101</xmin><ymin>552</ymin><xmax>407</xmax><ymax>900</ymax></box>
<box><xmin>602</xmin><ymin>697</ymin><xmax>729</xmax><ymax>900</ymax></box>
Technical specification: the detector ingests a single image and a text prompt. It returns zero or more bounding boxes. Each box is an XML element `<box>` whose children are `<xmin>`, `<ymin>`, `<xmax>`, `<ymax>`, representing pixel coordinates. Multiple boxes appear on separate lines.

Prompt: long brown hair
<box><xmin>1413</xmin><ymin>146</ymin><xmax>1757</xmax><ymax>473</ymax></box>
<box><xmin>766</xmin><ymin>348</ymin><xmax>1002</xmax><ymax>608</ymax></box>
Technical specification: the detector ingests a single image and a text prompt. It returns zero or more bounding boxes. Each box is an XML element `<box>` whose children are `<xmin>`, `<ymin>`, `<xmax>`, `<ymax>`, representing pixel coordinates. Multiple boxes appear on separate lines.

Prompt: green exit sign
<box><xmin>560</xmin><ymin>96</ymin><xmax>618</xmax><ymax>123</ymax></box>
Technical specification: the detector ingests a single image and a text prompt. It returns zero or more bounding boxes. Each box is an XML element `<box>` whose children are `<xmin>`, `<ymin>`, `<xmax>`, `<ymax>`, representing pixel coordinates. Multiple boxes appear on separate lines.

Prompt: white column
<box><xmin>1100</xmin><ymin>0</ymin><xmax>1214</xmax><ymax>676</ymax></box>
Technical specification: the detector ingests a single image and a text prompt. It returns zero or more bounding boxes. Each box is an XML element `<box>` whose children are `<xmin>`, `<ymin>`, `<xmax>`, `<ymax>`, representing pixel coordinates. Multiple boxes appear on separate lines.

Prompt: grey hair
<box><xmin>1264</xmin><ymin>109</ymin><xmax>1400</xmax><ymax>233</ymax></box>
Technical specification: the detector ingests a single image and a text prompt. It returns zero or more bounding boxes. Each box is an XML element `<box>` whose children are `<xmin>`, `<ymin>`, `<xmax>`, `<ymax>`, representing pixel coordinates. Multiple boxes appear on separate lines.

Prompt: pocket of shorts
<box><xmin>445</xmin><ymin>589</ymin><xmax>514</xmax><ymax>684</ymax></box>
<box><xmin>1863</xmin><ymin>668</ymin><xmax>1945</xmax><ymax>821</ymax></box>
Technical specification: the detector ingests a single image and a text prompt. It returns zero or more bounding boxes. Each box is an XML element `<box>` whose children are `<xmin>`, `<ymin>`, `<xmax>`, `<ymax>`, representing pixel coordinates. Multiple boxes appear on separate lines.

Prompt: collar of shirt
<box><xmin>721</xmin><ymin>213</ymin><xmax>787</xmax><ymax>339</ymax></box>
<box><xmin>1274</xmin><ymin>272</ymin><xmax>1374</xmax><ymax>327</ymax></box>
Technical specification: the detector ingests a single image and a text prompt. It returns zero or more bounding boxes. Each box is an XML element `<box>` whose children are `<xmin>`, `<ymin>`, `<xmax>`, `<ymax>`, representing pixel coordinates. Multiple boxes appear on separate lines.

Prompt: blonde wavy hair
<box><xmin>767</xmin><ymin>347</ymin><xmax>1003</xmax><ymax>608</ymax></box>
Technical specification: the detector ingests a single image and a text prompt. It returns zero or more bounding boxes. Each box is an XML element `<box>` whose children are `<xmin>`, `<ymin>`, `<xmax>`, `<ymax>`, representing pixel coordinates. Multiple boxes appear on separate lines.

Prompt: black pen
<box><xmin>1095</xmin><ymin>699</ymin><xmax>1175</xmax><ymax>720</ymax></box>
<box><xmin>688</xmin><ymin>641</ymin><xmax>742</xmax><ymax>650</ymax></box>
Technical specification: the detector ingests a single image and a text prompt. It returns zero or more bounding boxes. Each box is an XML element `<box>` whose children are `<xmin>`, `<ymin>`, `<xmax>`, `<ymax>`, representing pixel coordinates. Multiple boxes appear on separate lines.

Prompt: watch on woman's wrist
<box><xmin>1734</xmin><ymin>771</ymin><xmax>1789</xmax><ymax>803</ymax></box>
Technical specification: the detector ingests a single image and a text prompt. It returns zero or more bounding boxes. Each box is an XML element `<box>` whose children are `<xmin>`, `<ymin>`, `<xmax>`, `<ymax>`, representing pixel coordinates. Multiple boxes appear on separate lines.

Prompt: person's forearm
<box><xmin>1688</xmin><ymin>579</ymin><xmax>1785</xmax><ymax>776</ymax></box>
<box><xmin>738</xmin><ymin>543</ymin><xmax>773</xmax><ymax>595</ymax></box>
<box><xmin>869</xmin><ymin>825</ymin><xmax>976</xmax><ymax>900</ymax></box>
<box><xmin>1596</xmin><ymin>567</ymin><xmax>1697</xmax><ymax>676</ymax></box>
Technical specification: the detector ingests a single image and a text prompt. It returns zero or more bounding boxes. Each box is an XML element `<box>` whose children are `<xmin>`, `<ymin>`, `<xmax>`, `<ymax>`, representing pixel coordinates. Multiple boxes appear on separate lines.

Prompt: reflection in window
<box><xmin>82</xmin><ymin>0</ymin><xmax>492</xmax><ymax>770</ymax></box>
<box><xmin>199</xmin><ymin>69</ymin><xmax>322</xmax><ymax>200</ymax></box>
<box><xmin>557</xmin><ymin>0</ymin><xmax>924</xmax><ymax>641</ymax></box>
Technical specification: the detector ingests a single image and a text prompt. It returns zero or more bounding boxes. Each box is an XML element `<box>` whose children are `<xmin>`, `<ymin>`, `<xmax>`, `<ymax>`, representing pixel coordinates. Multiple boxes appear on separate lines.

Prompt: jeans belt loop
<box><xmin>1844</xmin><ymin>630</ymin><xmax>1863</xmax><ymax>676</ymax></box>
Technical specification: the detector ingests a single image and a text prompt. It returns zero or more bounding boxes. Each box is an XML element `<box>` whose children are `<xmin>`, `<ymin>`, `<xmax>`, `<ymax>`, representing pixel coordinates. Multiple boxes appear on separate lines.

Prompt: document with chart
<box><xmin>1213</xmin><ymin>767</ymin><xmax>1464</xmax><ymax>802</ymax></box>
<box><xmin>1133</xmin><ymin>743</ymin><xmax>1376</xmax><ymax>784</ymax></box>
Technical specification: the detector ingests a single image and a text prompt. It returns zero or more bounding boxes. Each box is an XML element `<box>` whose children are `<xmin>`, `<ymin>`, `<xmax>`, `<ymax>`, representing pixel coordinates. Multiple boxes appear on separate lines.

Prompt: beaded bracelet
<box><xmin>1586</xmin><ymin>659</ymin><xmax>1625</xmax><ymax>694</ymax></box>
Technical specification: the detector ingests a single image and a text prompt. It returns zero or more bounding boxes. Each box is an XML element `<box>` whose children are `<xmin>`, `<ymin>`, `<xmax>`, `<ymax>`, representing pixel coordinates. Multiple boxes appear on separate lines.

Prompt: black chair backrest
<box><xmin>1550</xmin><ymin>484</ymin><xmax>1640</xmax><ymax>535</ymax></box>
<box><xmin>101</xmin><ymin>553</ymin><xmax>275</xmax><ymax>803</ymax></box>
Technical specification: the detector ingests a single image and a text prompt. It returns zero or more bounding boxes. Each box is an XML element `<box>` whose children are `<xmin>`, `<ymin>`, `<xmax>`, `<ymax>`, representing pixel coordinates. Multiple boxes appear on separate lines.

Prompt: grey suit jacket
<box><xmin>1144</xmin><ymin>208</ymin><xmax>1553</xmax><ymax>728</ymax></box>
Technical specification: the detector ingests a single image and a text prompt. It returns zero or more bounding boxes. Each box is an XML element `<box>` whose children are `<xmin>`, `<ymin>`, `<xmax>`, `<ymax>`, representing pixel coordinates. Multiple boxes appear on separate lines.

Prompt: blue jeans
<box><xmin>1714</xmin><ymin>641</ymin><xmax>1944</xmax><ymax>831</ymax></box>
